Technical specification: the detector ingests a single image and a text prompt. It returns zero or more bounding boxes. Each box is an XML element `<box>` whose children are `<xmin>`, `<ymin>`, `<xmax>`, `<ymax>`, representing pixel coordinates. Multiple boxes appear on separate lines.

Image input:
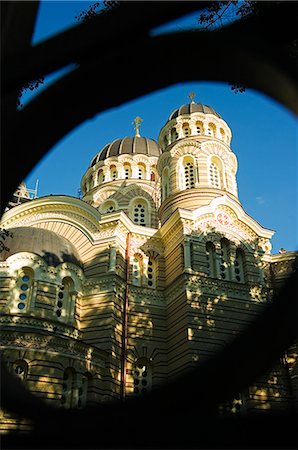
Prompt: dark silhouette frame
<box><xmin>1</xmin><ymin>1</ymin><xmax>297</xmax><ymax>448</ymax></box>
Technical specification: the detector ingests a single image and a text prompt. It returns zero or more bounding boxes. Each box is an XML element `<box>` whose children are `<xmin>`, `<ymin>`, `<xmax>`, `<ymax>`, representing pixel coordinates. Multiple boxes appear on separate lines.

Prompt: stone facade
<box><xmin>0</xmin><ymin>102</ymin><xmax>297</xmax><ymax>432</ymax></box>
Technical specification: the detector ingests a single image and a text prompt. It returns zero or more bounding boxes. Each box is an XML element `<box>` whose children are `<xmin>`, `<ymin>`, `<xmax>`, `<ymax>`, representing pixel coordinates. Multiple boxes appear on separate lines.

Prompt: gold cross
<box><xmin>132</xmin><ymin>116</ymin><xmax>143</xmax><ymax>136</ymax></box>
<box><xmin>188</xmin><ymin>91</ymin><xmax>196</xmax><ymax>103</ymax></box>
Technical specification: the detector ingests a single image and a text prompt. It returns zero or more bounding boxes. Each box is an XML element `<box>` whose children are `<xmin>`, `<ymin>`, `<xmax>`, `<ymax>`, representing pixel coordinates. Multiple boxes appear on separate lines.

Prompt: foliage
<box><xmin>75</xmin><ymin>1</ymin><xmax>119</xmax><ymax>23</ymax></box>
<box><xmin>17</xmin><ymin>77</ymin><xmax>44</xmax><ymax>108</ymax></box>
<box><xmin>0</xmin><ymin>229</ymin><xmax>13</xmax><ymax>253</ymax></box>
<box><xmin>198</xmin><ymin>1</ymin><xmax>258</xmax><ymax>94</ymax></box>
<box><xmin>198</xmin><ymin>1</ymin><xmax>258</xmax><ymax>30</ymax></box>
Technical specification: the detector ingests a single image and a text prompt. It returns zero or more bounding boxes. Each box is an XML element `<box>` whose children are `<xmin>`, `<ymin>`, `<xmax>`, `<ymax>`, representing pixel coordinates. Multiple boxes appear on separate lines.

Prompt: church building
<box><xmin>0</xmin><ymin>97</ymin><xmax>297</xmax><ymax>431</ymax></box>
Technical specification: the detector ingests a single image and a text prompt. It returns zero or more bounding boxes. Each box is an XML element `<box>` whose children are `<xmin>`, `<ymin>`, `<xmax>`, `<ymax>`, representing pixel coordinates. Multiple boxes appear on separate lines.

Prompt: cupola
<box><xmin>81</xmin><ymin>118</ymin><xmax>161</xmax><ymax>228</ymax></box>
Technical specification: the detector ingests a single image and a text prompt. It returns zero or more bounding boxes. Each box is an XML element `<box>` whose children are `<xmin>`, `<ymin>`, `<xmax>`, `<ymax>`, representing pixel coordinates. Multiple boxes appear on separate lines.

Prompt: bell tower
<box><xmin>157</xmin><ymin>95</ymin><xmax>239</xmax><ymax>224</ymax></box>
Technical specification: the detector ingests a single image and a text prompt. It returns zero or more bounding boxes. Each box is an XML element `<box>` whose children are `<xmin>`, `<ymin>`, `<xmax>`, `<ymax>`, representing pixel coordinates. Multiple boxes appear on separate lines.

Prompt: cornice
<box><xmin>0</xmin><ymin>313</ymin><xmax>82</xmax><ymax>339</ymax></box>
<box><xmin>1</xmin><ymin>330</ymin><xmax>107</xmax><ymax>367</ymax></box>
<box><xmin>1</xmin><ymin>197</ymin><xmax>101</xmax><ymax>240</ymax></box>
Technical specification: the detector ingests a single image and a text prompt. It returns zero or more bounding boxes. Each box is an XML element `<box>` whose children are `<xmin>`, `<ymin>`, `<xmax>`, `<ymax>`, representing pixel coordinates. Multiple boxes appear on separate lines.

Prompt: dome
<box><xmin>0</xmin><ymin>227</ymin><xmax>82</xmax><ymax>268</ymax></box>
<box><xmin>168</xmin><ymin>103</ymin><xmax>222</xmax><ymax>122</ymax></box>
<box><xmin>89</xmin><ymin>136</ymin><xmax>161</xmax><ymax>167</ymax></box>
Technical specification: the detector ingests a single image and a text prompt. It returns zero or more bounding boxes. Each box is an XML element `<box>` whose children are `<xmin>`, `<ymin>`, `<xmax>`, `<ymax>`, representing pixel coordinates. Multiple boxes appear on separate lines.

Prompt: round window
<box><xmin>22</xmin><ymin>275</ymin><xmax>30</xmax><ymax>282</ymax></box>
<box><xmin>18</xmin><ymin>302</ymin><xmax>25</xmax><ymax>310</ymax></box>
<box><xmin>20</xmin><ymin>284</ymin><xmax>28</xmax><ymax>291</ymax></box>
<box><xmin>19</xmin><ymin>293</ymin><xmax>27</xmax><ymax>300</ymax></box>
<box><xmin>15</xmin><ymin>365</ymin><xmax>24</xmax><ymax>374</ymax></box>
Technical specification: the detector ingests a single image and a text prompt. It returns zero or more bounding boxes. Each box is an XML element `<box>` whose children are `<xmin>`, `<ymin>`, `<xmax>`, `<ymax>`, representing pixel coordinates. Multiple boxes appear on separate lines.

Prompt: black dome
<box><xmin>0</xmin><ymin>227</ymin><xmax>82</xmax><ymax>268</ymax></box>
<box><xmin>168</xmin><ymin>103</ymin><xmax>222</xmax><ymax>121</ymax></box>
<box><xmin>90</xmin><ymin>136</ymin><xmax>161</xmax><ymax>167</ymax></box>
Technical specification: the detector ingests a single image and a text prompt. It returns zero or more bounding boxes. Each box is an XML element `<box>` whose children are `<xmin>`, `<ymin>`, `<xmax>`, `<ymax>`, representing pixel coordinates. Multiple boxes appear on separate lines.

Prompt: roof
<box><xmin>89</xmin><ymin>136</ymin><xmax>161</xmax><ymax>167</ymax></box>
<box><xmin>0</xmin><ymin>227</ymin><xmax>83</xmax><ymax>268</ymax></box>
<box><xmin>168</xmin><ymin>103</ymin><xmax>222</xmax><ymax>121</ymax></box>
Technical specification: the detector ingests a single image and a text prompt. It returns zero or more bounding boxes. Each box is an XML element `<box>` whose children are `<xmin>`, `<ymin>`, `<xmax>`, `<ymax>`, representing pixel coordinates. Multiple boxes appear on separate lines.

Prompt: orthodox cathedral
<box><xmin>0</xmin><ymin>97</ymin><xmax>297</xmax><ymax>432</ymax></box>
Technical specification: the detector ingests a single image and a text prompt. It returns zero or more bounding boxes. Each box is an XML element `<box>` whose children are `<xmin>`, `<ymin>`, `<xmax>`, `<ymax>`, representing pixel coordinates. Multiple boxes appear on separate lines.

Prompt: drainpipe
<box><xmin>120</xmin><ymin>232</ymin><xmax>131</xmax><ymax>402</ymax></box>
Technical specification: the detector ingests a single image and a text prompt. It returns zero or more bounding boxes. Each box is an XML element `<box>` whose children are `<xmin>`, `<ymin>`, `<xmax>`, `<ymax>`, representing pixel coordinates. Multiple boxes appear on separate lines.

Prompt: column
<box><xmin>109</xmin><ymin>245</ymin><xmax>117</xmax><ymax>272</ymax></box>
<box><xmin>183</xmin><ymin>238</ymin><xmax>192</xmax><ymax>272</ymax></box>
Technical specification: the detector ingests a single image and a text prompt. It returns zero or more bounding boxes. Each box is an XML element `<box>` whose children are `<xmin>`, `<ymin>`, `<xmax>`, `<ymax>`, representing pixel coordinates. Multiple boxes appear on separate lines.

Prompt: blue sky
<box><xmin>23</xmin><ymin>1</ymin><xmax>297</xmax><ymax>254</ymax></box>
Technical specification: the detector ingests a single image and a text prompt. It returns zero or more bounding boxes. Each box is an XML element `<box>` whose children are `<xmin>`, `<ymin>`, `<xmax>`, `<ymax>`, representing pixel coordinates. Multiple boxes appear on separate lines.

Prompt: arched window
<box><xmin>55</xmin><ymin>277</ymin><xmax>75</xmax><ymax>321</ymax></box>
<box><xmin>98</xmin><ymin>169</ymin><xmax>105</xmax><ymax>183</ymax></box>
<box><xmin>171</xmin><ymin>128</ymin><xmax>178</xmax><ymax>142</ymax></box>
<box><xmin>132</xmin><ymin>255</ymin><xmax>142</xmax><ymax>286</ymax></box>
<box><xmin>102</xmin><ymin>200</ymin><xmax>117</xmax><ymax>214</ymax></box>
<box><xmin>206</xmin><ymin>242</ymin><xmax>217</xmax><ymax>277</ymax></box>
<box><xmin>207</xmin><ymin>123</ymin><xmax>216</xmax><ymax>137</ymax></box>
<box><xmin>183</xmin><ymin>156</ymin><xmax>196</xmax><ymax>190</ymax></box>
<box><xmin>219</xmin><ymin>238</ymin><xmax>230</xmax><ymax>280</ymax></box>
<box><xmin>196</xmin><ymin>121</ymin><xmax>203</xmax><ymax>135</ymax></box>
<box><xmin>150</xmin><ymin>171</ymin><xmax>156</xmax><ymax>181</ymax></box>
<box><xmin>110</xmin><ymin>165</ymin><xmax>117</xmax><ymax>180</ymax></box>
<box><xmin>124</xmin><ymin>164</ymin><xmax>132</xmax><ymax>179</ymax></box>
<box><xmin>16</xmin><ymin>267</ymin><xmax>34</xmax><ymax>312</ymax></box>
<box><xmin>220</xmin><ymin>128</ymin><xmax>225</xmax><ymax>141</ymax></box>
<box><xmin>133</xmin><ymin>358</ymin><xmax>152</xmax><ymax>397</ymax></box>
<box><xmin>90</xmin><ymin>177</ymin><xmax>95</xmax><ymax>188</ymax></box>
<box><xmin>183</xmin><ymin>123</ymin><xmax>191</xmax><ymax>137</ymax></box>
<box><xmin>137</xmin><ymin>163</ymin><xmax>146</xmax><ymax>180</ymax></box>
<box><xmin>147</xmin><ymin>256</ymin><xmax>156</xmax><ymax>288</ymax></box>
<box><xmin>131</xmin><ymin>199</ymin><xmax>148</xmax><ymax>226</ymax></box>
<box><xmin>78</xmin><ymin>372</ymin><xmax>92</xmax><ymax>409</ymax></box>
<box><xmin>234</xmin><ymin>248</ymin><xmax>245</xmax><ymax>283</ymax></box>
<box><xmin>162</xmin><ymin>167</ymin><xmax>170</xmax><ymax>200</ymax></box>
<box><xmin>209</xmin><ymin>157</ymin><xmax>223</xmax><ymax>189</ymax></box>
<box><xmin>61</xmin><ymin>367</ymin><xmax>76</xmax><ymax>409</ymax></box>
<box><xmin>12</xmin><ymin>359</ymin><xmax>28</xmax><ymax>382</ymax></box>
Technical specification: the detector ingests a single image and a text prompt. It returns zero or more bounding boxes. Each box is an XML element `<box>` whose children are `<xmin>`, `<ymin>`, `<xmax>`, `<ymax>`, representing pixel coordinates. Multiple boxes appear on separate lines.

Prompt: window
<box><xmin>209</xmin><ymin>155</ymin><xmax>224</xmax><ymax>189</ymax></box>
<box><xmin>132</xmin><ymin>255</ymin><xmax>142</xmax><ymax>286</ymax></box>
<box><xmin>124</xmin><ymin>164</ymin><xmax>132</xmax><ymax>179</ymax></box>
<box><xmin>55</xmin><ymin>277</ymin><xmax>75</xmax><ymax>321</ymax></box>
<box><xmin>98</xmin><ymin>169</ymin><xmax>105</xmax><ymax>183</ymax></box>
<box><xmin>162</xmin><ymin>167</ymin><xmax>170</xmax><ymax>200</ymax></box>
<box><xmin>196</xmin><ymin>121</ymin><xmax>203</xmax><ymax>135</ymax></box>
<box><xmin>171</xmin><ymin>128</ymin><xmax>178</xmax><ymax>142</ymax></box>
<box><xmin>220</xmin><ymin>128</ymin><xmax>225</xmax><ymax>141</ymax></box>
<box><xmin>16</xmin><ymin>268</ymin><xmax>33</xmax><ymax>312</ymax></box>
<box><xmin>234</xmin><ymin>248</ymin><xmax>245</xmax><ymax>283</ymax></box>
<box><xmin>132</xmin><ymin>200</ymin><xmax>148</xmax><ymax>226</ymax></box>
<box><xmin>150</xmin><ymin>171</ymin><xmax>156</xmax><ymax>181</ymax></box>
<box><xmin>61</xmin><ymin>368</ymin><xmax>76</xmax><ymax>409</ymax></box>
<box><xmin>12</xmin><ymin>360</ymin><xmax>28</xmax><ymax>382</ymax></box>
<box><xmin>133</xmin><ymin>359</ymin><xmax>152</xmax><ymax>396</ymax></box>
<box><xmin>102</xmin><ymin>200</ymin><xmax>117</xmax><ymax>214</ymax></box>
<box><xmin>147</xmin><ymin>256</ymin><xmax>156</xmax><ymax>288</ymax></box>
<box><xmin>137</xmin><ymin>163</ymin><xmax>146</xmax><ymax>180</ymax></box>
<box><xmin>110</xmin><ymin>165</ymin><xmax>117</xmax><ymax>180</ymax></box>
<box><xmin>207</xmin><ymin>123</ymin><xmax>216</xmax><ymax>136</ymax></box>
<box><xmin>182</xmin><ymin>156</ymin><xmax>196</xmax><ymax>190</ymax></box>
<box><xmin>206</xmin><ymin>242</ymin><xmax>217</xmax><ymax>277</ymax></box>
<box><xmin>78</xmin><ymin>372</ymin><xmax>92</xmax><ymax>409</ymax></box>
<box><xmin>219</xmin><ymin>238</ymin><xmax>230</xmax><ymax>280</ymax></box>
<box><xmin>183</xmin><ymin>123</ymin><xmax>190</xmax><ymax>137</ymax></box>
